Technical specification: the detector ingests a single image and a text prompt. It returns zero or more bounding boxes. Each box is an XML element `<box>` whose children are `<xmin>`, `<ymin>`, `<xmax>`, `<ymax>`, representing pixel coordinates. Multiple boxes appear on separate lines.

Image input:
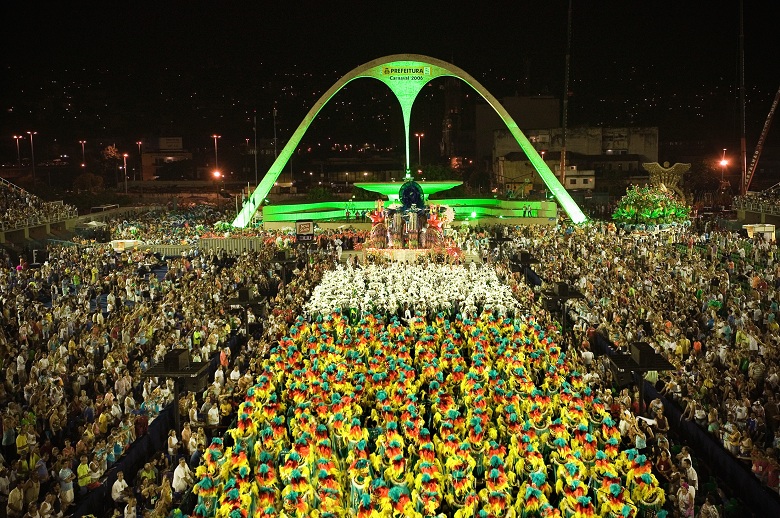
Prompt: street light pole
<box><xmin>79</xmin><ymin>140</ymin><xmax>86</xmax><ymax>167</ymax></box>
<box><xmin>213</xmin><ymin>170</ymin><xmax>222</xmax><ymax>207</ymax></box>
<box><xmin>13</xmin><ymin>136</ymin><xmax>22</xmax><ymax>170</ymax></box>
<box><xmin>244</xmin><ymin>138</ymin><xmax>250</xmax><ymax>183</ymax></box>
<box><xmin>273</xmin><ymin>105</ymin><xmax>278</xmax><ymax>158</ymax></box>
<box><xmin>253</xmin><ymin>110</ymin><xmax>259</xmax><ymax>186</ymax></box>
<box><xmin>136</xmin><ymin>141</ymin><xmax>143</xmax><ymax>181</ymax></box>
<box><xmin>720</xmin><ymin>148</ymin><xmax>728</xmax><ymax>183</ymax></box>
<box><xmin>27</xmin><ymin>131</ymin><xmax>37</xmax><ymax>182</ymax></box>
<box><xmin>212</xmin><ymin>134</ymin><xmax>221</xmax><ymax>171</ymax></box>
<box><xmin>123</xmin><ymin>153</ymin><xmax>129</xmax><ymax>194</ymax></box>
<box><xmin>414</xmin><ymin>133</ymin><xmax>424</xmax><ymax>166</ymax></box>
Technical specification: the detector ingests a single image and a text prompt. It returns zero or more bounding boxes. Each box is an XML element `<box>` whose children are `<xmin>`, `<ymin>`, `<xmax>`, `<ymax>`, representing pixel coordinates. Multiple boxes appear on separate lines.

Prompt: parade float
<box><xmin>611</xmin><ymin>185</ymin><xmax>691</xmax><ymax>233</ymax></box>
<box><xmin>360</xmin><ymin>175</ymin><xmax>463</xmax><ymax>263</ymax></box>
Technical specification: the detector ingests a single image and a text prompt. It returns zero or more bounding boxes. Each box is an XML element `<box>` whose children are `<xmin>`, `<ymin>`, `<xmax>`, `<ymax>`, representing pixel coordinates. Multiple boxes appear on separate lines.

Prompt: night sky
<box><xmin>1</xmin><ymin>1</ymin><xmax>778</xmax><ymax>163</ymax></box>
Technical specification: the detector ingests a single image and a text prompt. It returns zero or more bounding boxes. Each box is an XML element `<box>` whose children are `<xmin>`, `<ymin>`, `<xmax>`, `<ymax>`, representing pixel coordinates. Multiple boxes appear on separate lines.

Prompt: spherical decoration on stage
<box><xmin>399</xmin><ymin>179</ymin><xmax>424</xmax><ymax>210</ymax></box>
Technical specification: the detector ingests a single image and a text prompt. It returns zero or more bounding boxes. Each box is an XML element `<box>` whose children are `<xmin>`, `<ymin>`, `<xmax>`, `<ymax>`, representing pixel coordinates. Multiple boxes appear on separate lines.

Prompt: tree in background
<box><xmin>308</xmin><ymin>186</ymin><xmax>332</xmax><ymax>202</ymax></box>
<box><xmin>72</xmin><ymin>172</ymin><xmax>104</xmax><ymax>192</ymax></box>
<box><xmin>682</xmin><ymin>158</ymin><xmax>723</xmax><ymax>205</ymax></box>
<box><xmin>101</xmin><ymin>144</ymin><xmax>121</xmax><ymax>187</ymax></box>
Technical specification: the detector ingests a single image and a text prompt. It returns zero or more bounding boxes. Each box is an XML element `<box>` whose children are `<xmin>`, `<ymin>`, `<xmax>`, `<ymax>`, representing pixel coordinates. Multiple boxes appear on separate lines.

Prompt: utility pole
<box><xmin>79</xmin><ymin>140</ymin><xmax>87</xmax><ymax>168</ymax></box>
<box><xmin>212</xmin><ymin>135</ymin><xmax>221</xmax><ymax>171</ymax></box>
<box><xmin>253</xmin><ymin>110</ymin><xmax>259</xmax><ymax>186</ymax></box>
<box><xmin>560</xmin><ymin>0</ymin><xmax>572</xmax><ymax>188</ymax></box>
<box><xmin>738</xmin><ymin>0</ymin><xmax>747</xmax><ymax>195</ymax></box>
<box><xmin>136</xmin><ymin>141</ymin><xmax>143</xmax><ymax>181</ymax></box>
<box><xmin>27</xmin><ymin>131</ymin><xmax>37</xmax><ymax>182</ymax></box>
<box><xmin>13</xmin><ymin>136</ymin><xmax>22</xmax><ymax>170</ymax></box>
<box><xmin>415</xmin><ymin>133</ymin><xmax>424</xmax><ymax>166</ymax></box>
<box><xmin>123</xmin><ymin>153</ymin><xmax>129</xmax><ymax>194</ymax></box>
<box><xmin>273</xmin><ymin>104</ymin><xmax>278</xmax><ymax>158</ymax></box>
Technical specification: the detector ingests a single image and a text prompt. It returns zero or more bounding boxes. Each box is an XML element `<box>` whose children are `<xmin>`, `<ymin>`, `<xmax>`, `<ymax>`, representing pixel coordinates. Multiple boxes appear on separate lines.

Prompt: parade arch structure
<box><xmin>232</xmin><ymin>54</ymin><xmax>587</xmax><ymax>227</ymax></box>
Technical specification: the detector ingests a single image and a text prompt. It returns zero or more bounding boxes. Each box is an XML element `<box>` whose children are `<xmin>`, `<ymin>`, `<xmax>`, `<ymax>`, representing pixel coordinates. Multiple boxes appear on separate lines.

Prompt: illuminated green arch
<box><xmin>232</xmin><ymin>54</ymin><xmax>586</xmax><ymax>227</ymax></box>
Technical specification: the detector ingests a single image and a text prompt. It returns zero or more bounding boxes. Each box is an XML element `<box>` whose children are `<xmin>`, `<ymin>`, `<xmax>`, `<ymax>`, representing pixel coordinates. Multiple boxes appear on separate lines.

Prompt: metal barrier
<box><xmin>122</xmin><ymin>238</ymin><xmax>273</xmax><ymax>258</ymax></box>
<box><xmin>140</xmin><ymin>244</ymin><xmax>195</xmax><ymax>257</ymax></box>
<box><xmin>199</xmin><ymin>237</ymin><xmax>265</xmax><ymax>254</ymax></box>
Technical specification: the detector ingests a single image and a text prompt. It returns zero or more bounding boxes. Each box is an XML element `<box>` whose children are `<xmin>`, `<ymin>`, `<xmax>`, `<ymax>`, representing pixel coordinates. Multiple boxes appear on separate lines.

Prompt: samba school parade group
<box><xmin>188</xmin><ymin>264</ymin><xmax>665</xmax><ymax>518</ymax></box>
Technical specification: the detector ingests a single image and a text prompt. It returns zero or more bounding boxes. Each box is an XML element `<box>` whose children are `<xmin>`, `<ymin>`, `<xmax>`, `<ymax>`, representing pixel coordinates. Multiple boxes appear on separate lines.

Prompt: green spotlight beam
<box><xmin>232</xmin><ymin>54</ymin><xmax>587</xmax><ymax>228</ymax></box>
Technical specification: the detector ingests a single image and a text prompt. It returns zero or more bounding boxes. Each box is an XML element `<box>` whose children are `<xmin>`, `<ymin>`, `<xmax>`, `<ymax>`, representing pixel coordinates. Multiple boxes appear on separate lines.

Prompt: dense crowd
<box><xmin>0</xmin><ymin>184</ymin><xmax>78</xmax><ymax>231</ymax></box>
<box><xmin>305</xmin><ymin>262</ymin><xmax>523</xmax><ymax>318</ymax></box>
<box><xmin>192</xmin><ymin>267</ymin><xmax>668</xmax><ymax>518</ymax></box>
<box><xmin>2</xmin><ymin>203</ymin><xmax>779</xmax><ymax>517</ymax></box>
<box><xmin>502</xmin><ymin>221</ymin><xmax>780</xmax><ymax>499</ymax></box>
<box><xmin>104</xmin><ymin>206</ymin><xmax>370</xmax><ymax>249</ymax></box>
<box><xmin>0</xmin><ymin>228</ymin><xmax>334</xmax><ymax>518</ymax></box>
<box><xmin>734</xmin><ymin>191</ymin><xmax>780</xmax><ymax>212</ymax></box>
<box><xmin>107</xmin><ymin>206</ymin><xmax>230</xmax><ymax>245</ymax></box>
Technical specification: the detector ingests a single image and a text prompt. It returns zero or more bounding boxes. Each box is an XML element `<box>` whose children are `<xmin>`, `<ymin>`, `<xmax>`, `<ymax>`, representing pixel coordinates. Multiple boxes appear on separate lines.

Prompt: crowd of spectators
<box><xmin>0</xmin><ymin>183</ymin><xmax>78</xmax><ymax>231</ymax></box>
<box><xmin>99</xmin><ymin>206</ymin><xmax>370</xmax><ymax>252</ymax></box>
<box><xmin>107</xmin><ymin>206</ymin><xmax>228</xmax><ymax>245</ymax></box>
<box><xmin>0</xmin><ymin>216</ymin><xmax>337</xmax><ymax>518</ymax></box>
<box><xmin>495</xmin><ymin>220</ymin><xmax>780</xmax><ymax>504</ymax></box>
<box><xmin>734</xmin><ymin>189</ymin><xmax>780</xmax><ymax>213</ymax></box>
<box><xmin>3</xmin><ymin>201</ymin><xmax>780</xmax><ymax>516</ymax></box>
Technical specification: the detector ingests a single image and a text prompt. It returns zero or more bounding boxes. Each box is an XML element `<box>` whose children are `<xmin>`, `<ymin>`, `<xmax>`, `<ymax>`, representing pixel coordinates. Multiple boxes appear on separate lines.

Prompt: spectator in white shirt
<box><xmin>111</xmin><ymin>471</ymin><xmax>130</xmax><ymax>507</ymax></box>
<box><xmin>124</xmin><ymin>497</ymin><xmax>137</xmax><ymax>518</ymax></box>
<box><xmin>207</xmin><ymin>404</ymin><xmax>220</xmax><ymax>426</ymax></box>
<box><xmin>172</xmin><ymin>457</ymin><xmax>193</xmax><ymax>494</ymax></box>
<box><xmin>124</xmin><ymin>394</ymin><xmax>137</xmax><ymax>415</ymax></box>
<box><xmin>682</xmin><ymin>458</ymin><xmax>699</xmax><ymax>491</ymax></box>
<box><xmin>581</xmin><ymin>347</ymin><xmax>594</xmax><ymax>367</ymax></box>
<box><xmin>0</xmin><ymin>467</ymin><xmax>9</xmax><ymax>501</ymax></box>
<box><xmin>213</xmin><ymin>365</ymin><xmax>224</xmax><ymax>387</ymax></box>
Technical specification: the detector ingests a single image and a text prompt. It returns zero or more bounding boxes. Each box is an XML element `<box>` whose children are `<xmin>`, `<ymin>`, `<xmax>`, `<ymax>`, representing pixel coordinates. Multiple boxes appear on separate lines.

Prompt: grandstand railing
<box><xmin>139</xmin><ymin>244</ymin><xmax>194</xmax><ymax>257</ymax></box>
<box><xmin>0</xmin><ymin>204</ymin><xmax>79</xmax><ymax>232</ymax></box>
<box><xmin>733</xmin><ymin>197</ymin><xmax>780</xmax><ymax>216</ymax></box>
<box><xmin>1</xmin><ymin>177</ymin><xmax>79</xmax><ymax>231</ymax></box>
<box><xmin>0</xmin><ymin>175</ymin><xmax>27</xmax><ymax>193</ymax></box>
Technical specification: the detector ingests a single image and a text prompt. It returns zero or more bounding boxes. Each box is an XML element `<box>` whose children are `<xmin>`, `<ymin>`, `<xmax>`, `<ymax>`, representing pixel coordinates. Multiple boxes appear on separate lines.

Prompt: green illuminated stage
<box><xmin>258</xmin><ymin>179</ymin><xmax>555</xmax><ymax>224</ymax></box>
<box><xmin>232</xmin><ymin>54</ymin><xmax>587</xmax><ymax>227</ymax></box>
<box><xmin>261</xmin><ymin>198</ymin><xmax>557</xmax><ymax>224</ymax></box>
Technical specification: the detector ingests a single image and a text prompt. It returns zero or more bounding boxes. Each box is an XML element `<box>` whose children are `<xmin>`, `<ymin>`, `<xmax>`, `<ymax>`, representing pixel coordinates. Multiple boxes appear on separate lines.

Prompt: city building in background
<box><xmin>140</xmin><ymin>137</ymin><xmax>193</xmax><ymax>181</ymax></box>
<box><xmin>492</xmin><ymin>120</ymin><xmax>658</xmax><ymax>195</ymax></box>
